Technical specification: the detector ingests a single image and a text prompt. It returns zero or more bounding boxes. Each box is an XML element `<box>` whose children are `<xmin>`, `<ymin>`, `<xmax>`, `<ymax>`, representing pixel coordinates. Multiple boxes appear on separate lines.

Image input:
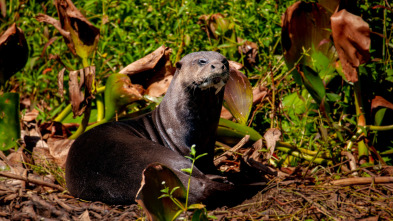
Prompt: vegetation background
<box><xmin>0</xmin><ymin>0</ymin><xmax>393</xmax><ymax>219</ymax></box>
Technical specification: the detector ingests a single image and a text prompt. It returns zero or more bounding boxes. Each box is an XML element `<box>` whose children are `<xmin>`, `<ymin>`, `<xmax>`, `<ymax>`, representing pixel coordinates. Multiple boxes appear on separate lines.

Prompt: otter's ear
<box><xmin>175</xmin><ymin>61</ymin><xmax>182</xmax><ymax>69</ymax></box>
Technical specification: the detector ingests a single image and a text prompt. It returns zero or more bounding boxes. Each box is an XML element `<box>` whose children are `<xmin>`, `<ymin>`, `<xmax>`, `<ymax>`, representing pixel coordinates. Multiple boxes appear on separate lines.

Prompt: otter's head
<box><xmin>175</xmin><ymin>51</ymin><xmax>229</xmax><ymax>94</ymax></box>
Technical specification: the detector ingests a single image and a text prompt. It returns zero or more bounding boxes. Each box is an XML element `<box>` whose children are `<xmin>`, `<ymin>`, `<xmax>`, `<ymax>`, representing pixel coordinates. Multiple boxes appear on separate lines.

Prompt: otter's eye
<box><xmin>198</xmin><ymin>58</ymin><xmax>207</xmax><ymax>65</ymax></box>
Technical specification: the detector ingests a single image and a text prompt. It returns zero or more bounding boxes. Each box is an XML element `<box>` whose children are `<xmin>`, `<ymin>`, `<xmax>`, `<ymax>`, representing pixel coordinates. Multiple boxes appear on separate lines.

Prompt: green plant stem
<box><xmin>68</xmin><ymin>103</ymin><xmax>91</xmax><ymax>139</ymax></box>
<box><xmin>54</xmin><ymin>103</ymin><xmax>72</xmax><ymax>122</ymax></box>
<box><xmin>366</xmin><ymin>124</ymin><xmax>393</xmax><ymax>131</ymax></box>
<box><xmin>184</xmin><ymin>161</ymin><xmax>193</xmax><ymax>211</ymax></box>
<box><xmin>96</xmin><ymin>94</ymin><xmax>104</xmax><ymax>122</ymax></box>
<box><xmin>54</xmin><ymin>86</ymin><xmax>105</xmax><ymax>123</ymax></box>
<box><xmin>353</xmin><ymin>81</ymin><xmax>369</xmax><ymax>157</ymax></box>
<box><xmin>276</xmin><ymin>143</ymin><xmax>332</xmax><ymax>165</ymax></box>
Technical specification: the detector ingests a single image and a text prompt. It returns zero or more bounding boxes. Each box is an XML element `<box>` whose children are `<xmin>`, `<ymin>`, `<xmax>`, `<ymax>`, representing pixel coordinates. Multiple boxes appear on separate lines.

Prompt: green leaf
<box><xmin>0</xmin><ymin>93</ymin><xmax>20</xmax><ymax>150</ymax></box>
<box><xmin>217</xmin><ymin>118</ymin><xmax>262</xmax><ymax>145</ymax></box>
<box><xmin>104</xmin><ymin>73</ymin><xmax>143</xmax><ymax>121</ymax></box>
<box><xmin>297</xmin><ymin>65</ymin><xmax>330</xmax><ymax>115</ymax></box>
<box><xmin>180</xmin><ymin>168</ymin><xmax>192</xmax><ymax>174</ymax></box>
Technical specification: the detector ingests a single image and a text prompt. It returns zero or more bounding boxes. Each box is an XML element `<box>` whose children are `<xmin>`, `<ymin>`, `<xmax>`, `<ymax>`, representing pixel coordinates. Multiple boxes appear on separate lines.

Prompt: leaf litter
<box><xmin>0</xmin><ymin>117</ymin><xmax>392</xmax><ymax>220</ymax></box>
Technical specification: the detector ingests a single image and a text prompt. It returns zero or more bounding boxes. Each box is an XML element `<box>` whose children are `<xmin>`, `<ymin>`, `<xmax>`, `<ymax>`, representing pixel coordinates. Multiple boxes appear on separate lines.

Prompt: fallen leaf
<box><xmin>331</xmin><ymin>9</ymin><xmax>370</xmax><ymax>83</ymax></box>
<box><xmin>263</xmin><ymin>128</ymin><xmax>281</xmax><ymax>160</ymax></box>
<box><xmin>252</xmin><ymin>83</ymin><xmax>268</xmax><ymax>105</ymax></box>
<box><xmin>237</xmin><ymin>37</ymin><xmax>259</xmax><ymax>67</ymax></box>
<box><xmin>136</xmin><ymin>163</ymin><xmax>186</xmax><ymax>221</ymax></box>
<box><xmin>79</xmin><ymin>210</ymin><xmax>91</xmax><ymax>221</ymax></box>
<box><xmin>47</xmin><ymin>138</ymin><xmax>73</xmax><ymax>170</ymax></box>
<box><xmin>22</xmin><ymin>109</ymin><xmax>39</xmax><ymax>122</ymax></box>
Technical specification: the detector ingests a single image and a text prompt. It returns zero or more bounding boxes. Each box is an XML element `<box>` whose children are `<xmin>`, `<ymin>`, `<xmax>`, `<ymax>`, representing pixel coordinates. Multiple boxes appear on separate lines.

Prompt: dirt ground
<box><xmin>0</xmin><ymin>167</ymin><xmax>392</xmax><ymax>220</ymax></box>
<box><xmin>0</xmin><ymin>122</ymin><xmax>392</xmax><ymax>220</ymax></box>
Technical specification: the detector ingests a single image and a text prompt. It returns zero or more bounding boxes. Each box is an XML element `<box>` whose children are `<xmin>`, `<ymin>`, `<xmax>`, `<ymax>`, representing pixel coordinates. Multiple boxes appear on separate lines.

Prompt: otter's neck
<box><xmin>153</xmin><ymin>77</ymin><xmax>224</xmax><ymax>173</ymax></box>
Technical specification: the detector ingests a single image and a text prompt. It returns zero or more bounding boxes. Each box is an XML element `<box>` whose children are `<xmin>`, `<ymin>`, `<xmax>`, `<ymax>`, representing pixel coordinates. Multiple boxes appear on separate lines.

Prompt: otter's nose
<box><xmin>210</xmin><ymin>63</ymin><xmax>226</xmax><ymax>70</ymax></box>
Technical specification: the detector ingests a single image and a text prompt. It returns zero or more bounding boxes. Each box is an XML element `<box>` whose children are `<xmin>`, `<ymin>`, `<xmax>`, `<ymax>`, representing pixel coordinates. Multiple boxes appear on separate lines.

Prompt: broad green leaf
<box><xmin>297</xmin><ymin>65</ymin><xmax>330</xmax><ymax>114</ymax></box>
<box><xmin>282</xmin><ymin>89</ymin><xmax>308</xmax><ymax>119</ymax></box>
<box><xmin>0</xmin><ymin>93</ymin><xmax>20</xmax><ymax>150</ymax></box>
<box><xmin>223</xmin><ymin>68</ymin><xmax>253</xmax><ymax>125</ymax></box>
<box><xmin>136</xmin><ymin>163</ymin><xmax>186</xmax><ymax>221</ymax></box>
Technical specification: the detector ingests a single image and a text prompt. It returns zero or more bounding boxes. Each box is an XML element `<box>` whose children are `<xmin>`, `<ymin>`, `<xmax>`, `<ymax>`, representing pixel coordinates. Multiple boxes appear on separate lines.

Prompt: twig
<box><xmin>329</xmin><ymin>177</ymin><xmax>393</xmax><ymax>186</ymax></box>
<box><xmin>214</xmin><ymin>135</ymin><xmax>250</xmax><ymax>166</ymax></box>
<box><xmin>293</xmin><ymin>191</ymin><xmax>338</xmax><ymax>220</ymax></box>
<box><xmin>0</xmin><ymin>171</ymin><xmax>66</xmax><ymax>192</ymax></box>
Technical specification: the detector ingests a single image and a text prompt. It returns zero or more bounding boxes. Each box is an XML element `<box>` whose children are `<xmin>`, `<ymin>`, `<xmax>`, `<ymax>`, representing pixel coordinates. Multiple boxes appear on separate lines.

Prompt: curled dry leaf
<box><xmin>331</xmin><ymin>9</ymin><xmax>370</xmax><ymax>83</ymax></box>
<box><xmin>281</xmin><ymin>1</ymin><xmax>332</xmax><ymax>83</ymax></box>
<box><xmin>228</xmin><ymin>60</ymin><xmax>243</xmax><ymax>70</ymax></box>
<box><xmin>68</xmin><ymin>66</ymin><xmax>96</xmax><ymax>117</ymax></box>
<box><xmin>136</xmin><ymin>163</ymin><xmax>186</xmax><ymax>221</ymax></box>
<box><xmin>0</xmin><ymin>23</ymin><xmax>29</xmax><ymax>85</ymax></box>
<box><xmin>371</xmin><ymin>96</ymin><xmax>393</xmax><ymax>111</ymax></box>
<box><xmin>237</xmin><ymin>37</ymin><xmax>259</xmax><ymax>67</ymax></box>
<box><xmin>36</xmin><ymin>0</ymin><xmax>100</xmax><ymax>59</ymax></box>
<box><xmin>120</xmin><ymin>45</ymin><xmax>176</xmax><ymax>97</ymax></box>
<box><xmin>58</xmin><ymin>68</ymin><xmax>65</xmax><ymax>98</ymax></box>
<box><xmin>263</xmin><ymin>128</ymin><xmax>281</xmax><ymax>160</ymax></box>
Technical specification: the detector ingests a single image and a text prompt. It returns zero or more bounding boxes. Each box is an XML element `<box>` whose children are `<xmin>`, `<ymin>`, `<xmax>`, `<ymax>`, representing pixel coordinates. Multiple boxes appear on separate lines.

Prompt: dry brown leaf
<box><xmin>79</xmin><ymin>210</ymin><xmax>91</xmax><ymax>221</ymax></box>
<box><xmin>37</xmin><ymin>0</ymin><xmax>100</xmax><ymax>57</ymax></box>
<box><xmin>252</xmin><ymin>84</ymin><xmax>268</xmax><ymax>105</ymax></box>
<box><xmin>120</xmin><ymin>46</ymin><xmax>175</xmax><ymax>97</ymax></box>
<box><xmin>263</xmin><ymin>128</ymin><xmax>281</xmax><ymax>160</ymax></box>
<box><xmin>58</xmin><ymin>68</ymin><xmax>66</xmax><ymax>98</ymax></box>
<box><xmin>237</xmin><ymin>37</ymin><xmax>258</xmax><ymax>67</ymax></box>
<box><xmin>119</xmin><ymin>45</ymin><xmax>169</xmax><ymax>76</ymax></box>
<box><xmin>0</xmin><ymin>23</ymin><xmax>29</xmax><ymax>85</ymax></box>
<box><xmin>22</xmin><ymin>109</ymin><xmax>39</xmax><ymax>122</ymax></box>
<box><xmin>281</xmin><ymin>1</ymin><xmax>333</xmax><ymax>84</ymax></box>
<box><xmin>371</xmin><ymin>96</ymin><xmax>393</xmax><ymax>111</ymax></box>
<box><xmin>145</xmin><ymin>75</ymin><xmax>173</xmax><ymax>97</ymax></box>
<box><xmin>331</xmin><ymin>9</ymin><xmax>370</xmax><ymax>83</ymax></box>
<box><xmin>228</xmin><ymin>60</ymin><xmax>243</xmax><ymax>70</ymax></box>
<box><xmin>47</xmin><ymin>138</ymin><xmax>73</xmax><ymax>170</ymax></box>
<box><xmin>68</xmin><ymin>66</ymin><xmax>96</xmax><ymax>117</ymax></box>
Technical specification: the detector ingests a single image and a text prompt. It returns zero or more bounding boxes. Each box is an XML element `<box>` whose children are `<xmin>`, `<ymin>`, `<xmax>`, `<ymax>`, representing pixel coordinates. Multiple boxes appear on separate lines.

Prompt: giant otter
<box><xmin>66</xmin><ymin>51</ymin><xmax>256</xmax><ymax>207</ymax></box>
